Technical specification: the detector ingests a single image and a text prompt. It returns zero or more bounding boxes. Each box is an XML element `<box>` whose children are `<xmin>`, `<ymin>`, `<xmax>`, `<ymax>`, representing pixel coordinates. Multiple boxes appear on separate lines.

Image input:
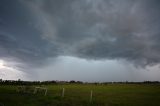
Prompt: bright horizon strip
<box><xmin>0</xmin><ymin>59</ymin><xmax>29</xmax><ymax>80</ymax></box>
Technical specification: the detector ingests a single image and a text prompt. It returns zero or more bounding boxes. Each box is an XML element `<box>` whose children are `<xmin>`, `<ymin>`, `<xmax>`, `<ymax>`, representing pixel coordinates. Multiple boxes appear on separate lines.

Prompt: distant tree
<box><xmin>76</xmin><ymin>81</ymin><xmax>83</xmax><ymax>84</ymax></box>
<box><xmin>69</xmin><ymin>80</ymin><xmax>76</xmax><ymax>83</ymax></box>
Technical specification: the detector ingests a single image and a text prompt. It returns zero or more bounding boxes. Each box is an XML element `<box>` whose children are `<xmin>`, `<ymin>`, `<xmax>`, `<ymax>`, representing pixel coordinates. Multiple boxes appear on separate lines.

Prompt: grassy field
<box><xmin>0</xmin><ymin>84</ymin><xmax>160</xmax><ymax>106</ymax></box>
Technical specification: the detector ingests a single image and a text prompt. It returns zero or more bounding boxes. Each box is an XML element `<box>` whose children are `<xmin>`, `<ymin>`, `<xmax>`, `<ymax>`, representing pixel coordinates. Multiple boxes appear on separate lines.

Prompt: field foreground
<box><xmin>0</xmin><ymin>84</ymin><xmax>160</xmax><ymax>106</ymax></box>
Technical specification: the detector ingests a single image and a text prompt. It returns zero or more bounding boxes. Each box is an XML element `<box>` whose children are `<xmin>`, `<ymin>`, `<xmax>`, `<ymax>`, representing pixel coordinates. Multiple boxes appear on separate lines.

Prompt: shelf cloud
<box><xmin>0</xmin><ymin>0</ymin><xmax>160</xmax><ymax>81</ymax></box>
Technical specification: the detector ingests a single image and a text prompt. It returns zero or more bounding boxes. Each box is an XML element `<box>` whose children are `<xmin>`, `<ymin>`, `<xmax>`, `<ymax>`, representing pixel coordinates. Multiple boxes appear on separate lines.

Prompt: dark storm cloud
<box><xmin>1</xmin><ymin>0</ymin><xmax>160</xmax><ymax>68</ymax></box>
<box><xmin>0</xmin><ymin>0</ymin><xmax>60</xmax><ymax>67</ymax></box>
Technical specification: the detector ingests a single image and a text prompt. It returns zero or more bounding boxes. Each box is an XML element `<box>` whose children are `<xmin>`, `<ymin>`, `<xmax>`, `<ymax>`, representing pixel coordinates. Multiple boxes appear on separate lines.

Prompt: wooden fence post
<box><xmin>44</xmin><ymin>89</ymin><xmax>47</xmax><ymax>96</ymax></box>
<box><xmin>62</xmin><ymin>88</ymin><xmax>65</xmax><ymax>97</ymax></box>
<box><xmin>90</xmin><ymin>90</ymin><xmax>93</xmax><ymax>102</ymax></box>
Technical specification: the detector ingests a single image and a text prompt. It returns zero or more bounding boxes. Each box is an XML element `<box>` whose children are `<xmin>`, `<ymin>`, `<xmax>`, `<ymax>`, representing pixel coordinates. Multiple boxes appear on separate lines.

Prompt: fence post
<box><xmin>62</xmin><ymin>88</ymin><xmax>65</xmax><ymax>97</ymax></box>
<box><xmin>33</xmin><ymin>88</ymin><xmax>37</xmax><ymax>94</ymax></box>
<box><xmin>44</xmin><ymin>89</ymin><xmax>47</xmax><ymax>96</ymax></box>
<box><xmin>90</xmin><ymin>90</ymin><xmax>93</xmax><ymax>102</ymax></box>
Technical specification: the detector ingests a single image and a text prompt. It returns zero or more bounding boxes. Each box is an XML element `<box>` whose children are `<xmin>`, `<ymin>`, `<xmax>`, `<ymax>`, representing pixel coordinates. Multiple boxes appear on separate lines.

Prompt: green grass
<box><xmin>0</xmin><ymin>84</ymin><xmax>160</xmax><ymax>106</ymax></box>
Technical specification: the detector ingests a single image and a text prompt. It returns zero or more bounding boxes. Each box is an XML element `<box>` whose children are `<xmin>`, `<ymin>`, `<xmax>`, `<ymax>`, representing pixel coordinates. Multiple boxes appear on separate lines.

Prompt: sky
<box><xmin>0</xmin><ymin>0</ymin><xmax>160</xmax><ymax>82</ymax></box>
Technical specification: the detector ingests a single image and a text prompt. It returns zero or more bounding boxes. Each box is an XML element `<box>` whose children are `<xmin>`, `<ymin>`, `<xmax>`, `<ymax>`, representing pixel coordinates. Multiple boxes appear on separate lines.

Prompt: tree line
<box><xmin>0</xmin><ymin>79</ymin><xmax>159</xmax><ymax>85</ymax></box>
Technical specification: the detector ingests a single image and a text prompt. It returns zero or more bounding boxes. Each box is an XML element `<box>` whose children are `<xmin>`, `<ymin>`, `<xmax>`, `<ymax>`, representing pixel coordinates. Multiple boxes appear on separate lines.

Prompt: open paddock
<box><xmin>0</xmin><ymin>84</ymin><xmax>160</xmax><ymax>106</ymax></box>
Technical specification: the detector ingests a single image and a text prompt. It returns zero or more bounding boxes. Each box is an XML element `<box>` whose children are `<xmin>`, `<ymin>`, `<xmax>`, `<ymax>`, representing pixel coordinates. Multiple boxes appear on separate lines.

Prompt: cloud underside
<box><xmin>0</xmin><ymin>0</ymin><xmax>160</xmax><ymax>68</ymax></box>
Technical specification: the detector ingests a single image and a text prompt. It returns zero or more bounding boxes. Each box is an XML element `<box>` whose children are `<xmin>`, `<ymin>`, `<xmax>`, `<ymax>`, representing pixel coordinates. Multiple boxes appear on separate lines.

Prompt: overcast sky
<box><xmin>0</xmin><ymin>0</ymin><xmax>160</xmax><ymax>82</ymax></box>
